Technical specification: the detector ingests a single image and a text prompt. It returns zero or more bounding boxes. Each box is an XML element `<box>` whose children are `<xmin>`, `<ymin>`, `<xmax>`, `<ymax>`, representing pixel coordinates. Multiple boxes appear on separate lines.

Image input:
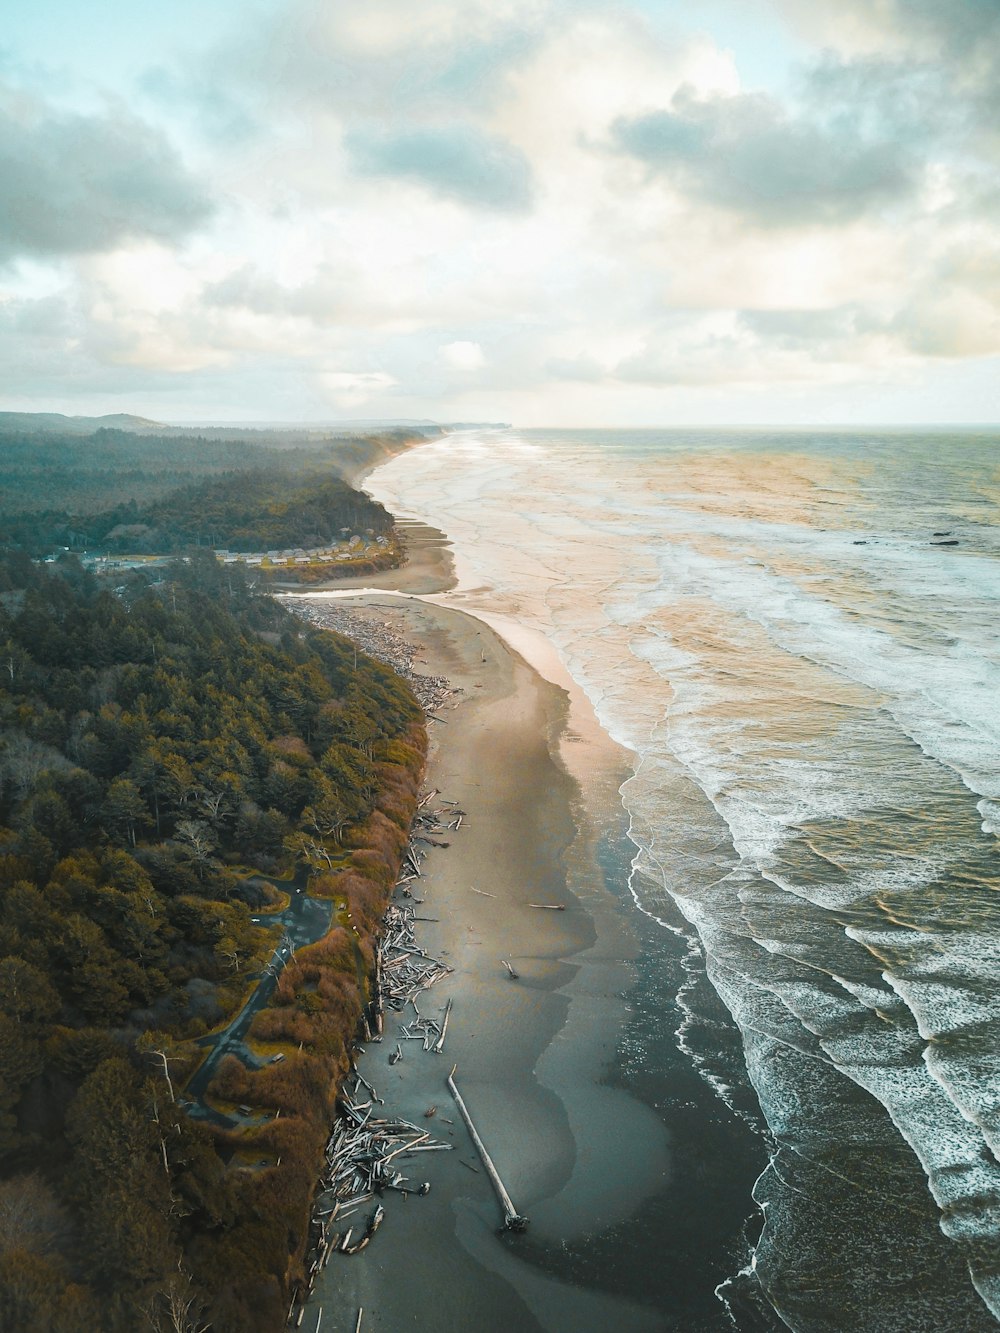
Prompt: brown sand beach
<box><xmin>290</xmin><ymin>527</ymin><xmax>676</xmax><ymax>1331</ymax></box>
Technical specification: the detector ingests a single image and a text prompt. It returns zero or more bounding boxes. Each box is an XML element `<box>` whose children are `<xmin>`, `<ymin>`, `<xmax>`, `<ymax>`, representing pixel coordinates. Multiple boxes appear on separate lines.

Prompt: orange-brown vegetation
<box><xmin>260</xmin><ymin>547</ymin><xmax>401</xmax><ymax>585</ymax></box>
<box><xmin>0</xmin><ymin>469</ymin><xmax>437</xmax><ymax>1333</ymax></box>
<box><xmin>268</xmin><ymin>735</ymin><xmax>313</xmax><ymax>763</ymax></box>
<box><xmin>198</xmin><ymin>716</ymin><xmax>426</xmax><ymax>1326</ymax></box>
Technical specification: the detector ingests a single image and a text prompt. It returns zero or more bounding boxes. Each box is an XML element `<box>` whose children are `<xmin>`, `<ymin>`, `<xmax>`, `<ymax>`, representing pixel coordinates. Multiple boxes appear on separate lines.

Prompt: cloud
<box><xmin>775</xmin><ymin>0</ymin><xmax>1000</xmax><ymax>58</ymax></box>
<box><xmin>892</xmin><ymin>292</ymin><xmax>1000</xmax><ymax>358</ymax></box>
<box><xmin>610</xmin><ymin>308</ymin><xmax>898</xmax><ymax>389</ymax></box>
<box><xmin>545</xmin><ymin>352</ymin><xmax>605</xmax><ymax>382</ymax></box>
<box><xmin>320</xmin><ymin>370</ymin><xmax>397</xmax><ymax>407</ymax></box>
<box><xmin>203</xmin><ymin>265</ymin><xmax>335</xmax><ymax>319</ymax></box>
<box><xmin>0</xmin><ymin>90</ymin><xmax>213</xmax><ymax>263</ymax></box>
<box><xmin>345</xmin><ymin>123</ymin><xmax>534</xmax><ymax>211</ymax></box>
<box><xmin>441</xmin><ymin>340</ymin><xmax>486</xmax><ymax>370</ymax></box>
<box><xmin>737</xmin><ymin>306</ymin><xmax>876</xmax><ymax>348</ymax></box>
<box><xmin>612</xmin><ymin>86</ymin><xmax>916</xmax><ymax>226</ymax></box>
<box><xmin>5</xmin><ymin>0</ymin><xmax>1000</xmax><ymax>423</ymax></box>
<box><xmin>223</xmin><ymin>0</ymin><xmax>547</xmax><ymax>119</ymax></box>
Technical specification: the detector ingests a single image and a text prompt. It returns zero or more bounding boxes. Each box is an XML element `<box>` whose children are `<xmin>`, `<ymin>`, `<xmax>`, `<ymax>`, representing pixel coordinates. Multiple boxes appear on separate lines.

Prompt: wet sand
<box><xmin>301</xmin><ymin>535</ymin><xmax>673</xmax><ymax>1331</ymax></box>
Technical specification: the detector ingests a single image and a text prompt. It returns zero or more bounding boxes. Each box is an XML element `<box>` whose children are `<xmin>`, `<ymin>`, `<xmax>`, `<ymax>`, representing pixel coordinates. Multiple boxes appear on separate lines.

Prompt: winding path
<box><xmin>183</xmin><ymin>868</ymin><xmax>334</xmax><ymax>1125</ymax></box>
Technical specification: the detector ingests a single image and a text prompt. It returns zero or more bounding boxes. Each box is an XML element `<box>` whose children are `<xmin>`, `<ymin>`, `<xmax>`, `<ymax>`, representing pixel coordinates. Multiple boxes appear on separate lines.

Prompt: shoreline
<box><xmin>289</xmin><ymin>515</ymin><xmax>771</xmax><ymax>1331</ymax></box>
<box><xmin>291</xmin><ymin>540</ymin><xmax>673</xmax><ymax>1330</ymax></box>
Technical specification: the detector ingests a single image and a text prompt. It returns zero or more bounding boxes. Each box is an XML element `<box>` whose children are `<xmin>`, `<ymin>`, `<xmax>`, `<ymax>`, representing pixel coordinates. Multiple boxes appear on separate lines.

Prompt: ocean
<box><xmin>364</xmin><ymin>427</ymin><xmax>1000</xmax><ymax>1332</ymax></box>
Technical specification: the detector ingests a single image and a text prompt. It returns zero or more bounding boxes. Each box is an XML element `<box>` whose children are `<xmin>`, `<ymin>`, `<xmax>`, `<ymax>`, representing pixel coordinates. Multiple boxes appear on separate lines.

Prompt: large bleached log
<box><xmin>446</xmin><ymin>1066</ymin><xmax>528</xmax><ymax>1233</ymax></box>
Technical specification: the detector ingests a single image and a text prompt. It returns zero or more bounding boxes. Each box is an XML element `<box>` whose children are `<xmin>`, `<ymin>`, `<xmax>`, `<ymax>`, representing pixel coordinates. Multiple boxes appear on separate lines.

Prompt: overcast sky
<box><xmin>2</xmin><ymin>0</ymin><xmax>999</xmax><ymax>425</ymax></box>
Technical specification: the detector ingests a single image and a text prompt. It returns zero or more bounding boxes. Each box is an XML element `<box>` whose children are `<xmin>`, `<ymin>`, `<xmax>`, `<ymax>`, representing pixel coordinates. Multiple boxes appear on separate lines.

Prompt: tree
<box><xmin>137</xmin><ymin>1031</ymin><xmax>182</xmax><ymax>1104</ymax></box>
<box><xmin>174</xmin><ymin>820</ymin><xmax>218</xmax><ymax>881</ymax></box>
<box><xmin>300</xmin><ymin>775</ymin><xmax>351</xmax><ymax>846</ymax></box>
<box><xmin>101</xmin><ymin>777</ymin><xmax>149</xmax><ymax>848</ymax></box>
<box><xmin>0</xmin><ymin>638</ymin><xmax>31</xmax><ymax>689</ymax></box>
<box><xmin>144</xmin><ymin>1265</ymin><xmax>210</xmax><ymax>1333</ymax></box>
<box><xmin>15</xmin><ymin>789</ymin><xmax>78</xmax><ymax>858</ymax></box>
<box><xmin>0</xmin><ymin>1173</ymin><xmax>71</xmax><ymax>1259</ymax></box>
<box><xmin>0</xmin><ymin>731</ymin><xmax>71</xmax><ymax>802</ymax></box>
<box><xmin>65</xmin><ymin>1059</ymin><xmax>176</xmax><ymax>1290</ymax></box>
<box><xmin>0</xmin><ymin>957</ymin><xmax>60</xmax><ymax>1023</ymax></box>
<box><xmin>283</xmin><ymin>830</ymin><xmax>335</xmax><ymax>871</ymax></box>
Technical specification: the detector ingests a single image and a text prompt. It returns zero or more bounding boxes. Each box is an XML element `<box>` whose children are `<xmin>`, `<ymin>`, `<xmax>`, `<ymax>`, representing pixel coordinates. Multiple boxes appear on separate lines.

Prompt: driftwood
<box><xmin>355</xmin><ymin>1311</ymin><xmax>364</xmax><ymax>1333</ymax></box>
<box><xmin>501</xmin><ymin>959</ymin><xmax>520</xmax><ymax>980</ymax></box>
<box><xmin>340</xmin><ymin>1205</ymin><xmax>384</xmax><ymax>1256</ymax></box>
<box><xmin>370</xmin><ymin>901</ymin><xmax>453</xmax><ymax>1018</ymax></box>
<box><xmin>432</xmin><ymin>998</ymin><xmax>452</xmax><ymax>1055</ymax></box>
<box><xmin>299</xmin><ymin>1070</ymin><xmax>448</xmax><ymax>1296</ymax></box>
<box><xmin>528</xmin><ymin>903</ymin><xmax>565</xmax><ymax>911</ymax></box>
<box><xmin>447</xmin><ymin>1065</ymin><xmax>528</xmax><ymax>1233</ymax></box>
<box><xmin>278</xmin><ymin>620</ymin><xmax>472</xmax><ymax>1324</ymax></box>
<box><xmin>470</xmin><ymin>887</ymin><xmax>496</xmax><ymax>898</ymax></box>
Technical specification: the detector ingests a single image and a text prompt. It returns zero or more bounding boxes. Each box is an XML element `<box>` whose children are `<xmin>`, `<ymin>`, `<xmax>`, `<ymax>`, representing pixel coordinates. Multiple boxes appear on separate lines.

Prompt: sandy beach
<box><xmin>293</xmin><ymin>521</ymin><xmax>768</xmax><ymax>1333</ymax></box>
<box><xmin>286</xmin><ymin>524</ymin><xmax>674</xmax><ymax>1332</ymax></box>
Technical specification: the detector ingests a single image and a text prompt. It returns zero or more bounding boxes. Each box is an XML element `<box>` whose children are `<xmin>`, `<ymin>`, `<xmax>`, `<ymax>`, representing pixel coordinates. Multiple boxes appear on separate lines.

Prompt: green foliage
<box><xmin>0</xmin><ymin>459</ymin><xmax>394</xmax><ymax>557</ymax></box>
<box><xmin>65</xmin><ymin>1059</ymin><xmax>175</xmax><ymax>1288</ymax></box>
<box><xmin>0</xmin><ymin>421</ymin><xmax>430</xmax><ymax>528</ymax></box>
<box><xmin>0</xmin><ymin>547</ymin><xmax>426</xmax><ymax>1331</ymax></box>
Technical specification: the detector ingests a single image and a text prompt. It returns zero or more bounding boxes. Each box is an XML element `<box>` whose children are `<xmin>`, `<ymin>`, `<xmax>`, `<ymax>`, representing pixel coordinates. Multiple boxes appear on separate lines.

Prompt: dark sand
<box><xmin>300</xmin><ymin>525</ymin><xmax>770</xmax><ymax>1333</ymax></box>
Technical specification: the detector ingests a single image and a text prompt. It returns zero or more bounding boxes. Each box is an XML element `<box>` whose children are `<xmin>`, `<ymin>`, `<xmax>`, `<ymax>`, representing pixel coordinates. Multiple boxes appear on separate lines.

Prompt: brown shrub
<box><xmin>268</xmin><ymin>736</ymin><xmax>312</xmax><ymax>763</ymax></box>
<box><xmin>208</xmin><ymin>1053</ymin><xmax>252</xmax><ymax>1104</ymax></box>
<box><xmin>306</xmin><ymin>872</ymin><xmax>342</xmax><ymax>900</ymax></box>
<box><xmin>189</xmin><ymin>717</ymin><xmax>425</xmax><ymax>1333</ymax></box>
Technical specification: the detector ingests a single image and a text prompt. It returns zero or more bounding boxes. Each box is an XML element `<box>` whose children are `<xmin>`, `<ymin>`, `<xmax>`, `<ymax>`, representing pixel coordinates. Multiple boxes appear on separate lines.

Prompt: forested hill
<box><xmin>0</xmin><ymin>423</ymin><xmax>438</xmax><ymax>517</ymax></box>
<box><xmin>1</xmin><ymin>469</ymin><xmax>394</xmax><ymax>556</ymax></box>
<box><xmin>0</xmin><ymin>551</ymin><xmax>426</xmax><ymax>1332</ymax></box>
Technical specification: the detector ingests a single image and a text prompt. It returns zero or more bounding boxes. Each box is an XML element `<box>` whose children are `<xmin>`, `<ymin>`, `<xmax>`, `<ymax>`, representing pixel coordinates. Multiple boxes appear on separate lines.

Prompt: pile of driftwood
<box><xmin>368</xmin><ymin>794</ymin><xmax>455</xmax><ymax>1025</ymax></box>
<box><xmin>293</xmin><ymin>1071</ymin><xmax>451</xmax><ymax>1308</ymax></box>
<box><xmin>395</xmin><ymin>788</ymin><xmax>464</xmax><ymax>888</ymax></box>
<box><xmin>287</xmin><ymin>600</ymin><xmax>461</xmax><ymax>717</ymax></box>
<box><xmin>293</xmin><ymin>787</ymin><xmax>466</xmax><ymax>1324</ymax></box>
<box><xmin>369</xmin><ymin>901</ymin><xmax>452</xmax><ymax>1023</ymax></box>
<box><xmin>413</xmin><ymin>789</ymin><xmax>466</xmax><ymax>837</ymax></box>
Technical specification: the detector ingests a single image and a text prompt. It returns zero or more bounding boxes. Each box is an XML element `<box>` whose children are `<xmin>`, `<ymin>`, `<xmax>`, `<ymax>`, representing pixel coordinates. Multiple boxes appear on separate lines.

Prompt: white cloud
<box><xmin>3</xmin><ymin>0</ymin><xmax>1000</xmax><ymax>422</ymax></box>
<box><xmin>441</xmin><ymin>340</ymin><xmax>486</xmax><ymax>370</ymax></box>
<box><xmin>320</xmin><ymin>370</ymin><xmax>398</xmax><ymax>407</ymax></box>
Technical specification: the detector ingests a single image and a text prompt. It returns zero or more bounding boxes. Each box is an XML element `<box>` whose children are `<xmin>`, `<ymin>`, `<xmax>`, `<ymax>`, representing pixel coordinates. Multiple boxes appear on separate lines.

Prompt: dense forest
<box><xmin>0</xmin><ymin>422</ymin><xmax>436</xmax><ymax>521</ymax></box>
<box><xmin>0</xmin><ymin>549</ymin><xmax>426</xmax><ymax>1331</ymax></box>
<box><xmin>0</xmin><ymin>469</ymin><xmax>395</xmax><ymax>557</ymax></box>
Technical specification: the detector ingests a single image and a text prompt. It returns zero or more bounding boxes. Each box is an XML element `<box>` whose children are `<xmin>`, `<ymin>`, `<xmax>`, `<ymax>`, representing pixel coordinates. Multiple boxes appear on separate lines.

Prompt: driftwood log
<box><xmin>447</xmin><ymin>1065</ymin><xmax>528</xmax><ymax>1233</ymax></box>
<box><xmin>432</xmin><ymin>998</ymin><xmax>453</xmax><ymax>1054</ymax></box>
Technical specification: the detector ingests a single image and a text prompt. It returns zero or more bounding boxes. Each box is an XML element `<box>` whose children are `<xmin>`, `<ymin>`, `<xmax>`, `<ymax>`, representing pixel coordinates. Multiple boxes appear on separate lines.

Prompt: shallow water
<box><xmin>366</xmin><ymin>427</ymin><xmax>1000</xmax><ymax>1330</ymax></box>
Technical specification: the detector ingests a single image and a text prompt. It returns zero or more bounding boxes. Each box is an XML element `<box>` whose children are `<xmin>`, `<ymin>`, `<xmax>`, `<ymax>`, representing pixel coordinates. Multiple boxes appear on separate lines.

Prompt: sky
<box><xmin>2</xmin><ymin>0</ymin><xmax>1000</xmax><ymax>426</ymax></box>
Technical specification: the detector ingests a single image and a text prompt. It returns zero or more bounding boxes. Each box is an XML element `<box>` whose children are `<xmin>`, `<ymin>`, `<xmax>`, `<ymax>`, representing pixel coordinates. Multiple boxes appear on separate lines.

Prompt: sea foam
<box><xmin>366</xmin><ymin>426</ymin><xmax>1000</xmax><ymax>1329</ymax></box>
